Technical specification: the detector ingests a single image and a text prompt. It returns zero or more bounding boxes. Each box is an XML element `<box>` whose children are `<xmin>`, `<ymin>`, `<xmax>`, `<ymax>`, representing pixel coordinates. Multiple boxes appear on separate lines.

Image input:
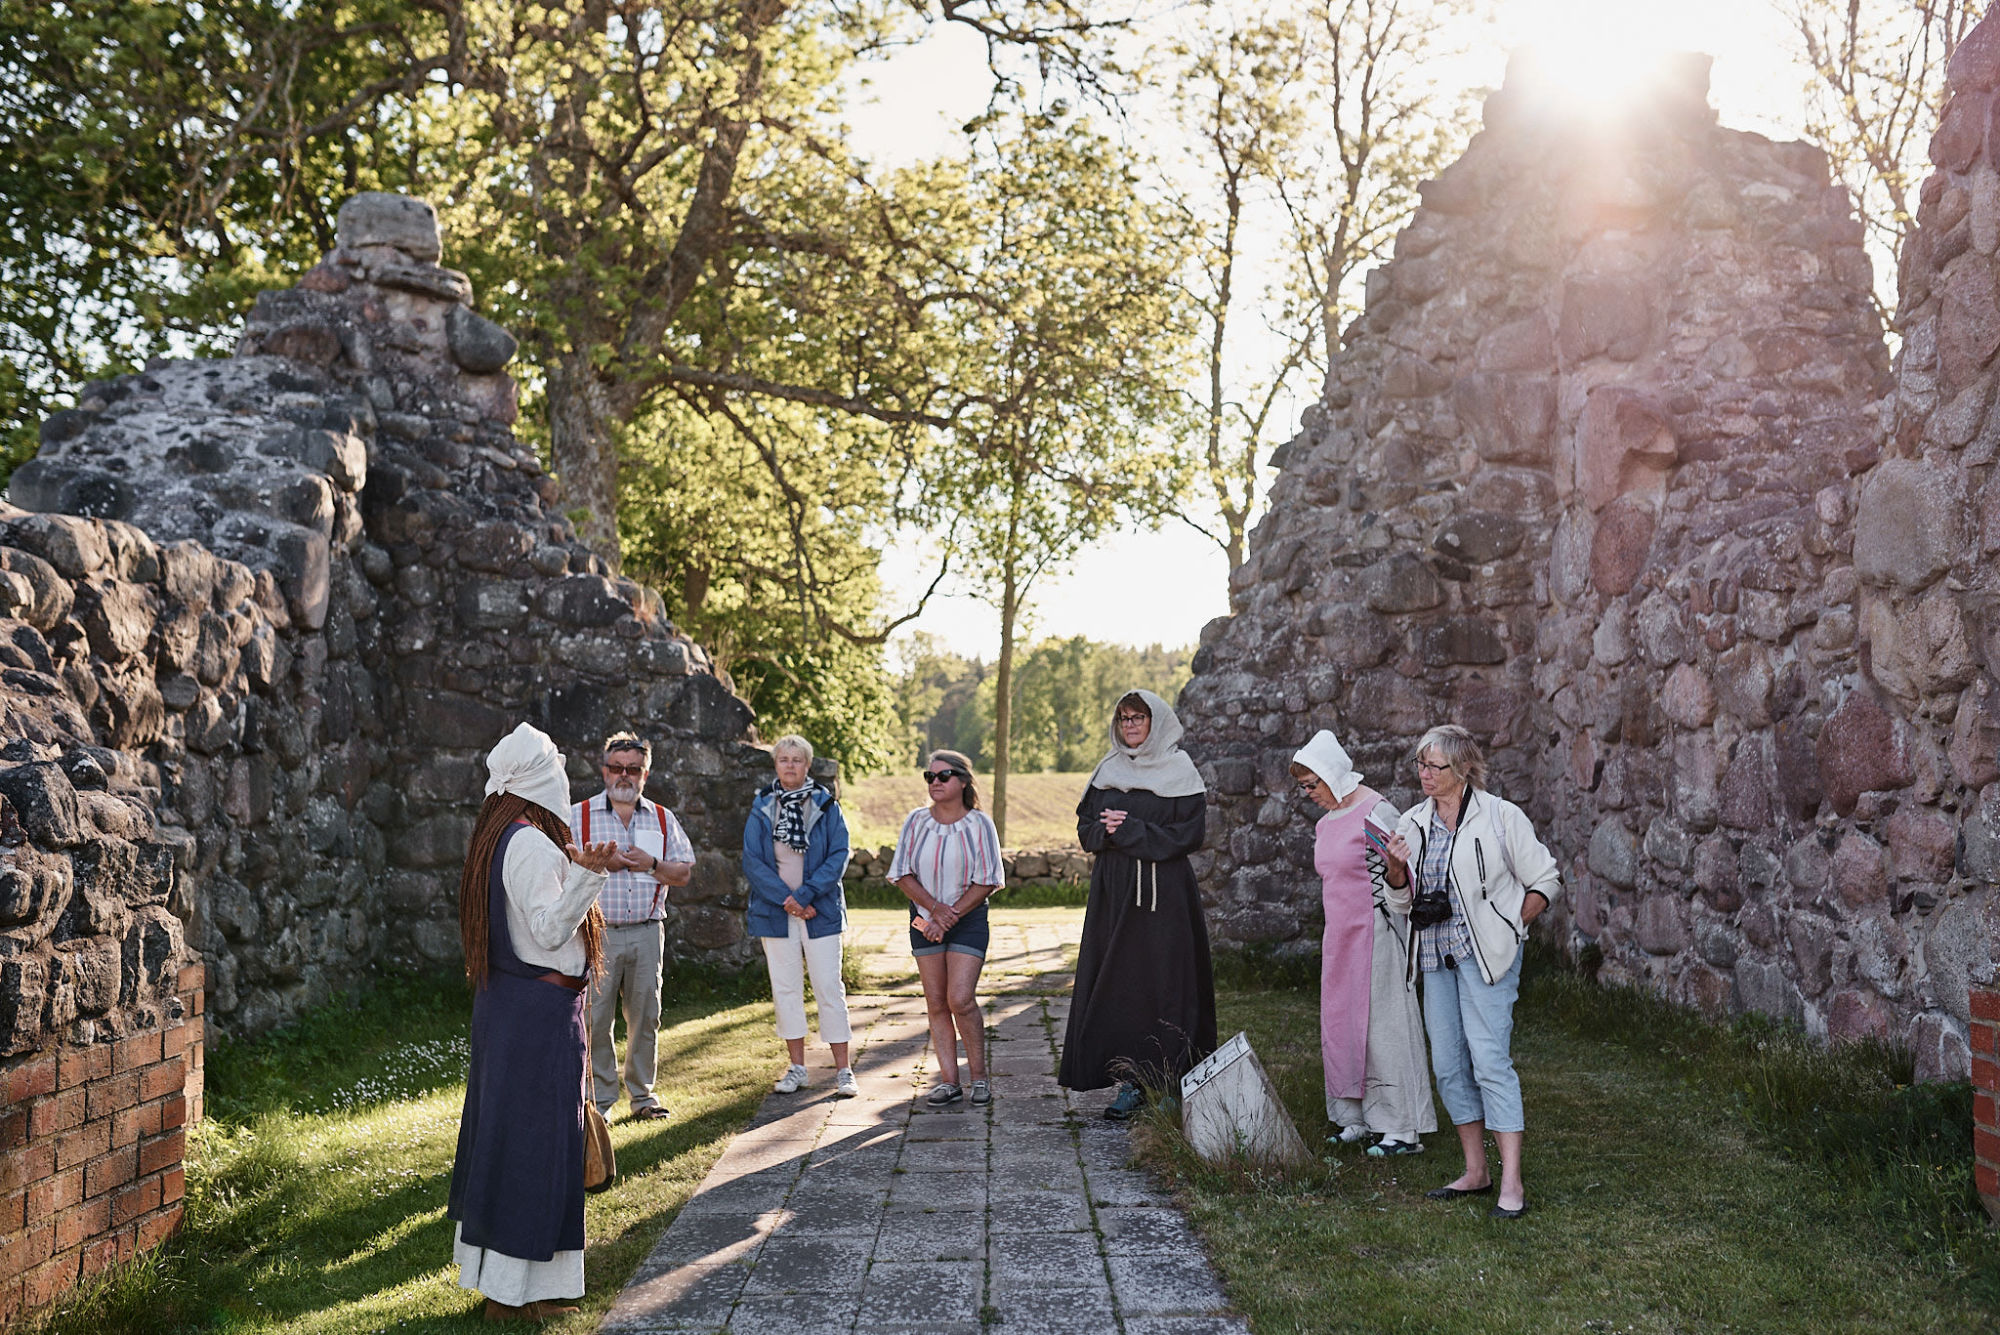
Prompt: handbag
<box><xmin>582</xmin><ymin>1007</ymin><xmax>617</xmax><ymax>1193</ymax></box>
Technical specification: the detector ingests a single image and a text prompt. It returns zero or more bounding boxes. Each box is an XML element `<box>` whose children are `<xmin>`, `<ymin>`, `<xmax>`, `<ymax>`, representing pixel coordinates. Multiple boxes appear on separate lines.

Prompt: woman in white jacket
<box><xmin>1380</xmin><ymin>725</ymin><xmax>1560</xmax><ymax>1220</ymax></box>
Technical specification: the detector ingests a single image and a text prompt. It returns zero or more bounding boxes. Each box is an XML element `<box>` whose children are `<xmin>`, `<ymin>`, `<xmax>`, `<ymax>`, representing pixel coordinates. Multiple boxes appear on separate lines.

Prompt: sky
<box><xmin>857</xmin><ymin>0</ymin><xmax>1817</xmax><ymax>666</ymax></box>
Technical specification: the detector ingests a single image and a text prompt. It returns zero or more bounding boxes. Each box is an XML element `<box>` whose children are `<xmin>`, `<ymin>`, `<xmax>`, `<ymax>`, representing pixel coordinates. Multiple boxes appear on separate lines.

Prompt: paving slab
<box><xmin>602</xmin><ymin>907</ymin><xmax>1244</xmax><ymax>1332</ymax></box>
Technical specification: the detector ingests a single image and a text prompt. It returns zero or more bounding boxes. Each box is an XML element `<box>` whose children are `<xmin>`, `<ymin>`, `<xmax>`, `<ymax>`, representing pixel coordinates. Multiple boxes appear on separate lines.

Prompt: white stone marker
<box><xmin>1179</xmin><ymin>1031</ymin><xmax>1309</xmax><ymax>1168</ymax></box>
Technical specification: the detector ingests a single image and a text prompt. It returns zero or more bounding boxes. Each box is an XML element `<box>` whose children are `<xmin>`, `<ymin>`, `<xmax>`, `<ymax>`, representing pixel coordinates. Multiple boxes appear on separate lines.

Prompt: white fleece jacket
<box><xmin>1386</xmin><ymin>787</ymin><xmax>1562</xmax><ymax>985</ymax></box>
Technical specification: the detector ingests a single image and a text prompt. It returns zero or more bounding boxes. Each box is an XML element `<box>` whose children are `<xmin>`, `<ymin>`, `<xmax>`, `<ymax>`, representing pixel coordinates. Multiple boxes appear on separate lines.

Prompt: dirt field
<box><xmin>843</xmin><ymin>771</ymin><xmax>1089</xmax><ymax>850</ymax></box>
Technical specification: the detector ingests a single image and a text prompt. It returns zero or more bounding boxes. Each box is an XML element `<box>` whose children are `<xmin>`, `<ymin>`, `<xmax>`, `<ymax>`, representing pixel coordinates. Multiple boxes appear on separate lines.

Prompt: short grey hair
<box><xmin>602</xmin><ymin>731</ymin><xmax>650</xmax><ymax>765</ymax></box>
<box><xmin>1412</xmin><ymin>724</ymin><xmax>1486</xmax><ymax>790</ymax></box>
<box><xmin>771</xmin><ymin>734</ymin><xmax>814</xmax><ymax>763</ymax></box>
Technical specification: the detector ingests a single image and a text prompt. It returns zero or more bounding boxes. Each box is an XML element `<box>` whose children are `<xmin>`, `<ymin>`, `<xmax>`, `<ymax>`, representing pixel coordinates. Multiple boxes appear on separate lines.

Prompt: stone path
<box><xmin>601</xmin><ymin>913</ymin><xmax>1249</xmax><ymax>1334</ymax></box>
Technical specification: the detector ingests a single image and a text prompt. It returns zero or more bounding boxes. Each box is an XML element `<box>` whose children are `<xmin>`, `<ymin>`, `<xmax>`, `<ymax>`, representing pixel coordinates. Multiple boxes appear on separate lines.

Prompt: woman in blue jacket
<box><xmin>743</xmin><ymin>734</ymin><xmax>857</xmax><ymax>1097</ymax></box>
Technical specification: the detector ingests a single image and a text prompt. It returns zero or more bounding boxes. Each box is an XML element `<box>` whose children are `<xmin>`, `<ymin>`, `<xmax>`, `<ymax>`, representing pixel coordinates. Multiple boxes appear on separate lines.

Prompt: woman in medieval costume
<box><xmin>448</xmin><ymin>723</ymin><xmax>618</xmax><ymax>1323</ymax></box>
<box><xmin>1291</xmin><ymin>729</ymin><xmax>1433</xmax><ymax>1156</ymax></box>
<box><xmin>1059</xmin><ymin>689</ymin><xmax>1216</xmax><ymax>1119</ymax></box>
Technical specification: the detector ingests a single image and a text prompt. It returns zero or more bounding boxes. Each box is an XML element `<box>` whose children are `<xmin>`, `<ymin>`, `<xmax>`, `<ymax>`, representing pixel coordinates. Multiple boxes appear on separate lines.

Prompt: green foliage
<box><xmin>1523</xmin><ymin>942</ymin><xmax>1991</xmax><ymax>1288</ymax></box>
<box><xmin>0</xmin><ymin>0</ymin><xmax>385</xmax><ymax>475</ymax></box>
<box><xmin>619</xmin><ymin>398</ymin><xmax>903</xmax><ymax>773</ymax></box>
<box><xmin>1128</xmin><ymin>966</ymin><xmax>2000</xmax><ymax>1333</ymax></box>
<box><xmin>28</xmin><ymin>961</ymin><xmax>779</xmax><ymax>1335</ymax></box>
<box><xmin>888</xmin><ymin>633</ymin><xmax>1192</xmax><ymax>771</ymax></box>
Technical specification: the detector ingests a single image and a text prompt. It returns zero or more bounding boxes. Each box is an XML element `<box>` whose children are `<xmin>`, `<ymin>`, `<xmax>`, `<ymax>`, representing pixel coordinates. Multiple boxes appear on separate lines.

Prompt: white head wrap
<box><xmin>484</xmin><ymin>722</ymin><xmax>572</xmax><ymax>819</ymax></box>
<box><xmin>1086</xmin><ymin>689</ymin><xmax>1207</xmax><ymax>799</ymax></box>
<box><xmin>1292</xmin><ymin>729</ymin><xmax>1364</xmax><ymax>801</ymax></box>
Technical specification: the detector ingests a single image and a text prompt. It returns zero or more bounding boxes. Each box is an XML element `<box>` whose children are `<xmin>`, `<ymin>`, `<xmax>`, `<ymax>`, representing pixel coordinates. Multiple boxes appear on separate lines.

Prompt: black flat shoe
<box><xmin>1488</xmin><ymin>1202</ymin><xmax>1530</xmax><ymax>1219</ymax></box>
<box><xmin>1424</xmin><ymin>1184</ymin><xmax>1494</xmax><ymax>1200</ymax></box>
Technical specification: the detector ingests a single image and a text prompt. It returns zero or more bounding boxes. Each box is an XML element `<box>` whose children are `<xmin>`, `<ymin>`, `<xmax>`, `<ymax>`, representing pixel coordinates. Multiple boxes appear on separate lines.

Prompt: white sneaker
<box><xmin>1332</xmin><ymin>1123</ymin><xmax>1371</xmax><ymax>1144</ymax></box>
<box><xmin>773</xmin><ymin>1064</ymin><xmax>810</xmax><ymax>1094</ymax></box>
<box><xmin>834</xmin><ymin>1068</ymin><xmax>859</xmax><ymax>1098</ymax></box>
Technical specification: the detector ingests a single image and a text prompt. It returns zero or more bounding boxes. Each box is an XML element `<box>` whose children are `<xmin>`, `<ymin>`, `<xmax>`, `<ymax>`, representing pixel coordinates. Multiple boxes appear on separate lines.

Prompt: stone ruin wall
<box><xmin>0</xmin><ymin>194</ymin><xmax>779</xmax><ymax>1314</ymax></box>
<box><xmin>1179</xmin><ymin>49</ymin><xmax>2000</xmax><ymax>1084</ymax></box>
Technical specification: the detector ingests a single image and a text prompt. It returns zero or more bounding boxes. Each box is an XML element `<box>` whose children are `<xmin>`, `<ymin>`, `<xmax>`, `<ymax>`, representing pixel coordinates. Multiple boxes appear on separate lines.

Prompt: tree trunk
<box><xmin>547</xmin><ymin>352</ymin><xmax>630</xmax><ymax>566</ymax></box>
<box><xmin>992</xmin><ymin>559</ymin><xmax>1018</xmax><ymax>846</ymax></box>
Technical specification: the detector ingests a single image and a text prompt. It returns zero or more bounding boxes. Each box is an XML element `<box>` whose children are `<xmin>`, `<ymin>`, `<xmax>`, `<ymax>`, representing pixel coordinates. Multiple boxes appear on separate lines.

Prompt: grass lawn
<box><xmin>27</xmin><ymin>968</ymin><xmax>779</xmax><ymax>1335</ymax></box>
<box><xmin>1134</xmin><ymin>953</ymin><xmax>2000</xmax><ymax>1335</ymax></box>
<box><xmin>843</xmin><ymin>770</ymin><xmax>1090</xmax><ymax>849</ymax></box>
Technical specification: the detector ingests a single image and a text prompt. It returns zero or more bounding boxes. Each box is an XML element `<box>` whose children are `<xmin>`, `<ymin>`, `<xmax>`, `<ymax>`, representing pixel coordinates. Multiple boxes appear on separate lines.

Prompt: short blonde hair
<box><xmin>771</xmin><ymin>734</ymin><xmax>813</xmax><ymax>763</ymax></box>
<box><xmin>1412</xmin><ymin>724</ymin><xmax>1486</xmax><ymax>790</ymax></box>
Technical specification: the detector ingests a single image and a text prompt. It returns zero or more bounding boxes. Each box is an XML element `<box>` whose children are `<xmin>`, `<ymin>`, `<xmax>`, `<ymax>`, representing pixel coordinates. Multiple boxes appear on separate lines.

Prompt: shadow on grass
<box><xmin>1128</xmin><ymin>940</ymin><xmax>2000</xmax><ymax>1332</ymax></box>
<box><xmin>25</xmin><ymin>971</ymin><xmax>781</xmax><ymax>1335</ymax></box>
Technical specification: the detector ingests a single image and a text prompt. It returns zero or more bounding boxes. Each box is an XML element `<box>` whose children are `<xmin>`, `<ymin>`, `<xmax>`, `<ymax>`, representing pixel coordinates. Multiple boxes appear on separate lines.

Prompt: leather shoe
<box><xmin>1424</xmin><ymin>1183</ymin><xmax>1493</xmax><ymax>1200</ymax></box>
<box><xmin>1488</xmin><ymin>1202</ymin><xmax>1530</xmax><ymax>1219</ymax></box>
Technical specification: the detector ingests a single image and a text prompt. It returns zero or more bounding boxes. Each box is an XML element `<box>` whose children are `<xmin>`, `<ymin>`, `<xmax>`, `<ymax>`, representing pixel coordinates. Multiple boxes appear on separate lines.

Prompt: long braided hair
<box><xmin>458</xmin><ymin>791</ymin><xmax>605</xmax><ymax>989</ymax></box>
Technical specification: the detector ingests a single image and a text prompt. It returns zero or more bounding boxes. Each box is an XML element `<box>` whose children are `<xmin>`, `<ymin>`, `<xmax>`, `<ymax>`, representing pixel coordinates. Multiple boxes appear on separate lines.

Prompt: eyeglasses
<box><xmin>603</xmin><ymin>763</ymin><xmax>645</xmax><ymax>777</ymax></box>
<box><xmin>1115</xmin><ymin>714</ymin><xmax>1150</xmax><ymax>726</ymax></box>
<box><xmin>1415</xmin><ymin>760</ymin><xmax>1452</xmax><ymax>774</ymax></box>
<box><xmin>921</xmin><ymin>768</ymin><xmax>967</xmax><ymax>785</ymax></box>
<box><xmin>1296</xmin><ymin>776</ymin><xmax>1322</xmax><ymax>792</ymax></box>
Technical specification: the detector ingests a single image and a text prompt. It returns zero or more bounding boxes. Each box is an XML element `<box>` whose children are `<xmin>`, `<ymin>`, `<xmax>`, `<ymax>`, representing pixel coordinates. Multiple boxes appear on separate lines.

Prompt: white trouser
<box><xmin>761</xmin><ymin>916</ymin><xmax>851</xmax><ymax>1044</ymax></box>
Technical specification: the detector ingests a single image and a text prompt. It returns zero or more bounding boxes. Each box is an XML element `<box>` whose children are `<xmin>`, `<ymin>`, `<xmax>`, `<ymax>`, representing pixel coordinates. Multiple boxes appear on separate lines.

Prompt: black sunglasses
<box><xmin>921</xmin><ymin>768</ymin><xmax>968</xmax><ymax>785</ymax></box>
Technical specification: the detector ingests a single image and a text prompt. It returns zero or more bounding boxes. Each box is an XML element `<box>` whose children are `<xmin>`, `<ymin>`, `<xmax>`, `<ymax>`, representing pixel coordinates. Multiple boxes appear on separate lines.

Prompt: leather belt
<box><xmin>536</xmin><ymin>970</ymin><xmax>587</xmax><ymax>991</ymax></box>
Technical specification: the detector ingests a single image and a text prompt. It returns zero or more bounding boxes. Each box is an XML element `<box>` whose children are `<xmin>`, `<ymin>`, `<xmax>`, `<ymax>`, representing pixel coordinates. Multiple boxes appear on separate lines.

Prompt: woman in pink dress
<box><xmin>1292</xmin><ymin>730</ymin><xmax>1434</xmax><ymax>1155</ymax></box>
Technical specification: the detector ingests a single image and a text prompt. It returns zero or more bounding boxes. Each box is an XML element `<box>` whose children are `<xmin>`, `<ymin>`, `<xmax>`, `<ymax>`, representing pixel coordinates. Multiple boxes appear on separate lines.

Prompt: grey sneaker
<box><xmin>773</xmin><ymin>1064</ymin><xmax>810</xmax><ymax>1094</ymax></box>
<box><xmin>926</xmin><ymin>1082</ymin><xmax>963</xmax><ymax>1106</ymax></box>
<box><xmin>834</xmin><ymin>1068</ymin><xmax>859</xmax><ymax>1098</ymax></box>
<box><xmin>969</xmin><ymin>1079</ymin><xmax>991</xmax><ymax>1105</ymax></box>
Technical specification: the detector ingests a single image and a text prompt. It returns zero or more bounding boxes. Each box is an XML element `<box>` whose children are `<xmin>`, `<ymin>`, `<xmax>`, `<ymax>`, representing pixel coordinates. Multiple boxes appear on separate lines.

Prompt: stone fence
<box><xmin>843</xmin><ymin>844</ymin><xmax>1092</xmax><ymax>889</ymax></box>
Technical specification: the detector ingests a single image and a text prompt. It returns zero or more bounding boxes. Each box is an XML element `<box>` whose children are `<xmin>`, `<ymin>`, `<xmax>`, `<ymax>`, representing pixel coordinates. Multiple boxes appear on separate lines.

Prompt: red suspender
<box><xmin>580</xmin><ymin>799</ymin><xmax>591</xmax><ymax>843</ymax></box>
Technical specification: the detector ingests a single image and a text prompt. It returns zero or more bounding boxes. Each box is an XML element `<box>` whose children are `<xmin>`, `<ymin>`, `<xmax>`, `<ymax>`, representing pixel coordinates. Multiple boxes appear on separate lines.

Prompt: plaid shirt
<box><xmin>1415</xmin><ymin>807</ymin><xmax>1477</xmax><ymax>973</ymax></box>
<box><xmin>568</xmin><ymin>793</ymin><xmax>694</xmax><ymax>925</ymax></box>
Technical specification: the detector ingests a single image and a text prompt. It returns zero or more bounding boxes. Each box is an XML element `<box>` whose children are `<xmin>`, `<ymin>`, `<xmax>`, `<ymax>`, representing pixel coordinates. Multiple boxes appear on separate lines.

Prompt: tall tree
<box><xmin>618</xmin><ymin>396</ymin><xmax>904</xmax><ymax>770</ymax></box>
<box><xmin>1784</xmin><ymin>0</ymin><xmax>1983</xmax><ymax>318</ymax></box>
<box><xmin>921</xmin><ymin>108</ymin><xmax>1197</xmax><ymax>839</ymax></box>
<box><xmin>1153</xmin><ymin>0</ymin><xmax>1473</xmax><ymax>573</ymax></box>
<box><xmin>0</xmin><ymin>0</ymin><xmax>1115</xmax><ymax>566</ymax></box>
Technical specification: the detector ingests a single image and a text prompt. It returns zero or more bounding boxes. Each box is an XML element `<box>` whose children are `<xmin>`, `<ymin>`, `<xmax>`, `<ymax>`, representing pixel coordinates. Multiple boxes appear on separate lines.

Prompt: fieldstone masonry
<box><xmin>0</xmin><ymin>194</ymin><xmax>777</xmax><ymax>1312</ymax></box>
<box><xmin>1180</xmin><ymin>44</ymin><xmax>2000</xmax><ymax>1084</ymax></box>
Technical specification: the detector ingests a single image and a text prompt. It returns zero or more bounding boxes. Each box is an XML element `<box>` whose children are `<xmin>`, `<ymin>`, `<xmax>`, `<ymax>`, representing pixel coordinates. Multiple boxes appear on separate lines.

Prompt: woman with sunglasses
<box><xmin>889</xmin><ymin>750</ymin><xmax>1004</xmax><ymax>1106</ymax></box>
<box><xmin>1380</xmin><ymin>725</ymin><xmax>1561</xmax><ymax>1220</ymax></box>
<box><xmin>1059</xmin><ymin>690</ymin><xmax>1214</xmax><ymax>1120</ymax></box>
<box><xmin>1290</xmin><ymin>729</ymin><xmax>1431</xmax><ymax>1156</ymax></box>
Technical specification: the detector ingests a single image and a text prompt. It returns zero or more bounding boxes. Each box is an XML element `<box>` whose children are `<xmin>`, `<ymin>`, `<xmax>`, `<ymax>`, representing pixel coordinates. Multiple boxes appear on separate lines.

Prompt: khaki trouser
<box><xmin>588</xmin><ymin>920</ymin><xmax>664</xmax><ymax>1114</ymax></box>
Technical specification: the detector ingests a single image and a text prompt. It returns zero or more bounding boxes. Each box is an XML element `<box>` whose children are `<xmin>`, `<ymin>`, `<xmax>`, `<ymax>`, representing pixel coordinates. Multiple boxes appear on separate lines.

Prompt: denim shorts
<box><xmin>910</xmin><ymin>902</ymin><xmax>990</xmax><ymax>959</ymax></box>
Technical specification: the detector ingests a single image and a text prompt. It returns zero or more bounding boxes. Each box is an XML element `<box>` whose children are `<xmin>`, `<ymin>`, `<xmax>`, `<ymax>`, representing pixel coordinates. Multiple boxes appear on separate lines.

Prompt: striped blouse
<box><xmin>887</xmin><ymin>807</ymin><xmax>1004</xmax><ymax>920</ymax></box>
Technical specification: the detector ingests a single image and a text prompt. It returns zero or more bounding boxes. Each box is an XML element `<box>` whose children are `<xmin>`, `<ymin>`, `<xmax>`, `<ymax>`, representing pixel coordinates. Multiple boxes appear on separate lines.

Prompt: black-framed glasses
<box><xmin>603</xmin><ymin>762</ymin><xmax>645</xmax><ymax>777</ymax></box>
<box><xmin>1296</xmin><ymin>775</ymin><xmax>1322</xmax><ymax>793</ymax></box>
<box><xmin>1115</xmin><ymin>713</ymin><xmax>1149</xmax><ymax>726</ymax></box>
<box><xmin>921</xmin><ymin>768</ymin><xmax>968</xmax><ymax>784</ymax></box>
<box><xmin>1416</xmin><ymin>760</ymin><xmax>1451</xmax><ymax>774</ymax></box>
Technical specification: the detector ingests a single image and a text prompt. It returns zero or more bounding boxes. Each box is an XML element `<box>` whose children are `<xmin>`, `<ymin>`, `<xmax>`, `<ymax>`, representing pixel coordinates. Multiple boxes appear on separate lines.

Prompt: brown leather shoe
<box><xmin>484</xmin><ymin>1298</ymin><xmax>582</xmax><ymax>1322</ymax></box>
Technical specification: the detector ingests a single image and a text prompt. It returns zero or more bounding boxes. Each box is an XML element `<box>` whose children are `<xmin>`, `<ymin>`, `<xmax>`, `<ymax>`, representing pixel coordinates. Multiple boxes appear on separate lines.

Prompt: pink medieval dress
<box><xmin>1316</xmin><ymin>787</ymin><xmax>1435</xmax><ymax>1139</ymax></box>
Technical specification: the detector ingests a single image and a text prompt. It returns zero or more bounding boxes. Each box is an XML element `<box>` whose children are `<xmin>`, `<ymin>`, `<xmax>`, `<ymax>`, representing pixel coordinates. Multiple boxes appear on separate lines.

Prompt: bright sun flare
<box><xmin>1497</xmin><ymin>0</ymin><xmax>1688</xmax><ymax>112</ymax></box>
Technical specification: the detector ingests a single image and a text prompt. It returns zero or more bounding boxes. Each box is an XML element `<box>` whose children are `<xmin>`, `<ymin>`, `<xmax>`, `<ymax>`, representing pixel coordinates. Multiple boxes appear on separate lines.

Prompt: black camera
<box><xmin>1408</xmin><ymin>888</ymin><xmax>1454</xmax><ymax>929</ymax></box>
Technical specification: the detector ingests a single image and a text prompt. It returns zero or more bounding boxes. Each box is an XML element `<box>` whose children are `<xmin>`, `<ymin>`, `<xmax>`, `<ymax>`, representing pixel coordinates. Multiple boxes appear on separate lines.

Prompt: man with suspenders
<box><xmin>569</xmin><ymin>731</ymin><xmax>695</xmax><ymax>1120</ymax></box>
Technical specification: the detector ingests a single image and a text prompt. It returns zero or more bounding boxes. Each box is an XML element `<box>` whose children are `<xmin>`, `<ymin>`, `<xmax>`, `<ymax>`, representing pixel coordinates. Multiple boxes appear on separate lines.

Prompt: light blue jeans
<box><xmin>1421</xmin><ymin>952</ymin><xmax>1524</xmax><ymax>1134</ymax></box>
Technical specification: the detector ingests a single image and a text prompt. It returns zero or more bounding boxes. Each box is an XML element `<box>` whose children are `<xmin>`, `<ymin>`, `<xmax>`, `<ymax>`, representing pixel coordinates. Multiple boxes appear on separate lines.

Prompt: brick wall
<box><xmin>0</xmin><ymin>964</ymin><xmax>203</xmax><ymax>1321</ymax></box>
<box><xmin>1976</xmin><ymin>988</ymin><xmax>2000</xmax><ymax>1225</ymax></box>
